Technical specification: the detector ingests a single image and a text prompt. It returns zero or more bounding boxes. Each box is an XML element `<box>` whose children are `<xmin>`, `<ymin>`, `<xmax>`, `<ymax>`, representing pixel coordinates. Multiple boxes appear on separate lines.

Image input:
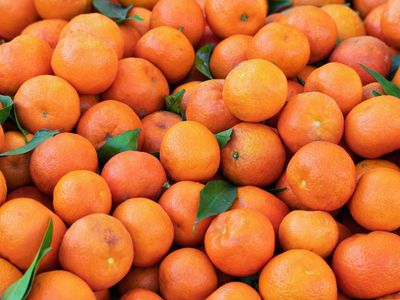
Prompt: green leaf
<box><xmin>97</xmin><ymin>129</ymin><xmax>141</xmax><ymax>166</ymax></box>
<box><xmin>389</xmin><ymin>55</ymin><xmax>400</xmax><ymax>80</ymax></box>
<box><xmin>150</xmin><ymin>151</ymin><xmax>160</xmax><ymax>159</ymax></box>
<box><xmin>194</xmin><ymin>180</ymin><xmax>237</xmax><ymax>230</ymax></box>
<box><xmin>371</xmin><ymin>90</ymin><xmax>382</xmax><ymax>97</ymax></box>
<box><xmin>214</xmin><ymin>128</ymin><xmax>233</xmax><ymax>148</ymax></box>
<box><xmin>296</xmin><ymin>76</ymin><xmax>305</xmax><ymax>86</ymax></box>
<box><xmin>165</xmin><ymin>89</ymin><xmax>185</xmax><ymax>115</ymax></box>
<box><xmin>359</xmin><ymin>64</ymin><xmax>400</xmax><ymax>98</ymax></box>
<box><xmin>195</xmin><ymin>44</ymin><xmax>214</xmax><ymax>80</ymax></box>
<box><xmin>10</xmin><ymin>107</ymin><xmax>29</xmax><ymax>142</ymax></box>
<box><xmin>1</xmin><ymin>219</ymin><xmax>53</xmax><ymax>300</ymax></box>
<box><xmin>0</xmin><ymin>130</ymin><xmax>58</xmax><ymax>157</ymax></box>
<box><xmin>336</xmin><ymin>37</ymin><xmax>341</xmax><ymax>46</ymax></box>
<box><xmin>93</xmin><ymin>0</ymin><xmax>132</xmax><ymax>20</ymax></box>
<box><xmin>268</xmin><ymin>0</ymin><xmax>292</xmax><ymax>14</ymax></box>
<box><xmin>0</xmin><ymin>95</ymin><xmax>13</xmax><ymax>124</ymax></box>
<box><xmin>116</xmin><ymin>14</ymin><xmax>144</xmax><ymax>23</ymax></box>
<box><xmin>239</xmin><ymin>275</ymin><xmax>259</xmax><ymax>291</ymax></box>
<box><xmin>266</xmin><ymin>186</ymin><xmax>287</xmax><ymax>194</ymax></box>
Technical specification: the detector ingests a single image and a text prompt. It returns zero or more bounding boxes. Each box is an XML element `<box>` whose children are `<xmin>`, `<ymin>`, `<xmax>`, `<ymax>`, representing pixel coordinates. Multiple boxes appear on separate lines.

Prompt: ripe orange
<box><xmin>6</xmin><ymin>185</ymin><xmax>52</xmax><ymax>210</ymax></box>
<box><xmin>126</xmin><ymin>7</ymin><xmax>152</xmax><ymax>36</ymax></box>
<box><xmin>275</xmin><ymin>172</ymin><xmax>308</xmax><ymax>210</ymax></box>
<box><xmin>364</xmin><ymin>3</ymin><xmax>386</xmax><ymax>41</ymax></box>
<box><xmin>79</xmin><ymin>94</ymin><xmax>100</xmax><ymax>114</ymax></box>
<box><xmin>120</xmin><ymin>0</ymin><xmax>158</xmax><ymax>9</ymax></box>
<box><xmin>354</xmin><ymin>0</ymin><xmax>387</xmax><ymax>17</ymax></box>
<box><xmin>119</xmin><ymin>24</ymin><xmax>141</xmax><ymax>58</ymax></box>
<box><xmin>297</xmin><ymin>65</ymin><xmax>317</xmax><ymax>84</ymax></box>
<box><xmin>336</xmin><ymin>222</ymin><xmax>352</xmax><ymax>244</ymax></box>
<box><xmin>355</xmin><ymin>159</ymin><xmax>399</xmax><ymax>181</ymax></box>
<box><xmin>21</xmin><ymin>19</ymin><xmax>68</xmax><ymax>48</ymax></box>
<box><xmin>118</xmin><ymin>266</ymin><xmax>159</xmax><ymax>295</ymax></box>
<box><xmin>121</xmin><ymin>289</ymin><xmax>163</xmax><ymax>300</ymax></box>
<box><xmin>94</xmin><ymin>289</ymin><xmax>110</xmax><ymax>300</ymax></box>
<box><xmin>172</xmin><ymin>81</ymin><xmax>201</xmax><ymax>111</ymax></box>
<box><xmin>362</xmin><ymin>82</ymin><xmax>385</xmax><ymax>100</ymax></box>
<box><xmin>34</xmin><ymin>0</ymin><xmax>90</xmax><ymax>20</ymax></box>
<box><xmin>206</xmin><ymin>282</ymin><xmax>261</xmax><ymax>300</ymax></box>
<box><xmin>292</xmin><ymin>0</ymin><xmax>345</xmax><ymax>4</ymax></box>
<box><xmin>381</xmin><ymin>0</ymin><xmax>400</xmax><ymax>49</ymax></box>
<box><xmin>0</xmin><ymin>258</ymin><xmax>22</xmax><ymax>296</ymax></box>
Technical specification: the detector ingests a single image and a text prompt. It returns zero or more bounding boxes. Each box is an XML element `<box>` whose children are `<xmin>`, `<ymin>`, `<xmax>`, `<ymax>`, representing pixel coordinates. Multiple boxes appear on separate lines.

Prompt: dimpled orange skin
<box><xmin>247</xmin><ymin>23</ymin><xmax>310</xmax><ymax>78</ymax></box>
<box><xmin>21</xmin><ymin>19</ymin><xmax>68</xmax><ymax>48</ymax></box>
<box><xmin>173</xmin><ymin>81</ymin><xmax>201</xmax><ymax>111</ymax></box>
<box><xmin>362</xmin><ymin>82</ymin><xmax>385</xmax><ymax>100</ymax></box>
<box><xmin>0</xmin><ymin>35</ymin><xmax>52</xmax><ymax>95</ymax></box>
<box><xmin>206</xmin><ymin>282</ymin><xmax>261</xmax><ymax>300</ymax></box>
<box><xmin>205</xmin><ymin>208</ymin><xmax>275</xmax><ymax>277</ymax></box>
<box><xmin>286</xmin><ymin>141</ymin><xmax>356</xmax><ymax>211</ymax></box>
<box><xmin>0</xmin><ymin>198</ymin><xmax>66</xmax><ymax>271</ymax></box>
<box><xmin>381</xmin><ymin>0</ymin><xmax>400</xmax><ymax>49</ymax></box>
<box><xmin>355</xmin><ymin>159</ymin><xmax>399</xmax><ymax>181</ymax></box>
<box><xmin>51</xmin><ymin>32</ymin><xmax>118</xmax><ymax>95</ymax></box>
<box><xmin>364</xmin><ymin>4</ymin><xmax>387</xmax><ymax>41</ymax></box>
<box><xmin>279</xmin><ymin>6</ymin><xmax>338</xmax><ymax>64</ymax></box>
<box><xmin>126</xmin><ymin>7</ymin><xmax>152</xmax><ymax>36</ymax></box>
<box><xmin>354</xmin><ymin>0</ymin><xmax>387</xmax><ymax>17</ymax></box>
<box><xmin>118</xmin><ymin>266</ymin><xmax>159</xmax><ymax>295</ymax></box>
<box><xmin>277</xmin><ymin>92</ymin><xmax>344</xmax><ymax>153</ymax></box>
<box><xmin>160</xmin><ymin>121</ymin><xmax>220</xmax><ymax>182</ymax></box>
<box><xmin>0</xmin><ymin>258</ymin><xmax>22</xmax><ymax>296</ymax></box>
<box><xmin>204</xmin><ymin>0</ymin><xmax>267</xmax><ymax>39</ymax></box>
<box><xmin>332</xmin><ymin>231</ymin><xmax>400</xmax><ymax>299</ymax></box>
<box><xmin>159</xmin><ymin>248</ymin><xmax>218</xmax><ymax>300</ymax></box>
<box><xmin>104</xmin><ymin>58</ymin><xmax>170</xmax><ymax>118</ymax></box>
<box><xmin>135</xmin><ymin>26</ymin><xmax>195</xmax><ymax>83</ymax></box>
<box><xmin>34</xmin><ymin>0</ymin><xmax>90</xmax><ymax>20</ymax></box>
<box><xmin>223</xmin><ymin>59</ymin><xmax>288</xmax><ymax>122</ymax></box>
<box><xmin>14</xmin><ymin>75</ymin><xmax>81</xmax><ymax>134</ymax></box>
<box><xmin>121</xmin><ymin>288</ymin><xmax>163</xmax><ymax>300</ymax></box>
<box><xmin>259</xmin><ymin>249</ymin><xmax>337</xmax><ymax>300</ymax></box>
<box><xmin>221</xmin><ymin>123</ymin><xmax>286</xmax><ymax>187</ymax></box>
<box><xmin>345</xmin><ymin>96</ymin><xmax>400</xmax><ymax>158</ymax></box>
<box><xmin>59</xmin><ymin>214</ymin><xmax>134</xmax><ymax>291</ymax></box>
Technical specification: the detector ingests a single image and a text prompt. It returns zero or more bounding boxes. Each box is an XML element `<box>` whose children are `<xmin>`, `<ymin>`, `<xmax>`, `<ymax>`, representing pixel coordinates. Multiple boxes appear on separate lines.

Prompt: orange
<box><xmin>14</xmin><ymin>75</ymin><xmax>80</xmax><ymax>133</ymax></box>
<box><xmin>355</xmin><ymin>159</ymin><xmax>399</xmax><ymax>181</ymax></box>
<box><xmin>0</xmin><ymin>258</ymin><xmax>22</xmax><ymax>296</ymax></box>
<box><xmin>198</xmin><ymin>23</ymin><xmax>221</xmax><ymax>47</ymax></box>
<box><xmin>113</xmin><ymin>197</ymin><xmax>174</xmax><ymax>267</ymax></box>
<box><xmin>286</xmin><ymin>141</ymin><xmax>356</xmax><ymax>211</ymax></box>
<box><xmin>141</xmin><ymin>111</ymin><xmax>181</xmax><ymax>153</ymax></box>
<box><xmin>34</xmin><ymin>0</ymin><xmax>90</xmax><ymax>20</ymax></box>
<box><xmin>275</xmin><ymin>172</ymin><xmax>307</xmax><ymax>210</ymax></box>
<box><xmin>26</xmin><ymin>270</ymin><xmax>96</xmax><ymax>300</ymax></box>
<box><xmin>0</xmin><ymin>125</ymin><xmax>4</xmax><ymax>151</ymax></box>
<box><xmin>278</xmin><ymin>210</ymin><xmax>339</xmax><ymax>258</ymax></box>
<box><xmin>247</xmin><ymin>23</ymin><xmax>310</xmax><ymax>78</ymax></box>
<box><xmin>279</xmin><ymin>5</ymin><xmax>338</xmax><ymax>64</ymax></box>
<box><xmin>329</xmin><ymin>36</ymin><xmax>392</xmax><ymax>85</ymax></box>
<box><xmin>292</xmin><ymin>0</ymin><xmax>344</xmax><ymax>4</ymax></box>
<box><xmin>101</xmin><ymin>151</ymin><xmax>167</xmax><ymax>204</ymax></box>
<box><xmin>159</xmin><ymin>181</ymin><xmax>213</xmax><ymax>246</ymax></box>
<box><xmin>77</xmin><ymin>100</ymin><xmax>142</xmax><ymax>149</ymax></box>
<box><xmin>0</xmin><ymin>35</ymin><xmax>52</xmax><ymax>95</ymax></box>
<box><xmin>381</xmin><ymin>0</ymin><xmax>400</xmax><ymax>49</ymax></box>
<box><xmin>277</xmin><ymin>92</ymin><xmax>344</xmax><ymax>153</ymax></box>
<box><xmin>0</xmin><ymin>198</ymin><xmax>66</xmax><ymax>271</ymax></box>
<box><xmin>59</xmin><ymin>213</ymin><xmax>134</xmax><ymax>290</ymax></box>
<box><xmin>160</xmin><ymin>121</ymin><xmax>220</xmax><ymax>182</ymax></box>
<box><xmin>119</xmin><ymin>24</ymin><xmax>141</xmax><ymax>58</ymax></box>
<box><xmin>364</xmin><ymin>3</ymin><xmax>386</xmax><ymax>41</ymax></box>
<box><xmin>6</xmin><ymin>185</ymin><xmax>52</xmax><ymax>210</ymax></box>
<box><xmin>172</xmin><ymin>81</ymin><xmax>201</xmax><ymax>111</ymax></box>
<box><xmin>297</xmin><ymin>65</ymin><xmax>316</xmax><ymax>84</ymax></box>
<box><xmin>362</xmin><ymin>82</ymin><xmax>385</xmax><ymax>100</ymax></box>
<box><xmin>206</xmin><ymin>282</ymin><xmax>261</xmax><ymax>300</ymax></box>
<box><xmin>79</xmin><ymin>94</ymin><xmax>100</xmax><ymax>114</ymax></box>
<box><xmin>332</xmin><ymin>231</ymin><xmax>400</xmax><ymax>299</ymax></box>
<box><xmin>204</xmin><ymin>0</ymin><xmax>267</xmax><ymax>39</ymax></box>
<box><xmin>120</xmin><ymin>0</ymin><xmax>159</xmax><ymax>9</ymax></box>
<box><xmin>135</xmin><ymin>26</ymin><xmax>195</xmax><ymax>83</ymax></box>
<box><xmin>259</xmin><ymin>249</ymin><xmax>337</xmax><ymax>300</ymax></box>
<box><xmin>344</xmin><ymin>96</ymin><xmax>400</xmax><ymax>158</ymax></box>
<box><xmin>209</xmin><ymin>34</ymin><xmax>252</xmax><ymax>79</ymax></box>
<box><xmin>118</xmin><ymin>266</ymin><xmax>159</xmax><ymax>295</ymax></box>
<box><xmin>221</xmin><ymin>123</ymin><xmax>286</xmax><ymax>186</ymax></box>
<box><xmin>121</xmin><ymin>289</ymin><xmax>163</xmax><ymax>300</ymax></box>
<box><xmin>205</xmin><ymin>208</ymin><xmax>275</xmax><ymax>276</ymax></box>
<box><xmin>336</xmin><ymin>222</ymin><xmax>352</xmax><ymax>243</ymax></box>
<box><xmin>223</xmin><ymin>59</ymin><xmax>288</xmax><ymax>122</ymax></box>
<box><xmin>94</xmin><ymin>290</ymin><xmax>110</xmax><ymax>300</ymax></box>
<box><xmin>186</xmin><ymin>80</ymin><xmax>240</xmax><ymax>133</ymax></box>
<box><xmin>52</xmin><ymin>32</ymin><xmax>118</xmax><ymax>94</ymax></box>
<box><xmin>30</xmin><ymin>132</ymin><xmax>98</xmax><ymax>195</ymax></box>
<box><xmin>230</xmin><ymin>185</ymin><xmax>289</xmax><ymax>234</ymax></box>
<box><xmin>104</xmin><ymin>58</ymin><xmax>169</xmax><ymax>117</ymax></box>
<box><xmin>354</xmin><ymin>0</ymin><xmax>387</xmax><ymax>18</ymax></box>
<box><xmin>159</xmin><ymin>248</ymin><xmax>218</xmax><ymax>300</ymax></box>
<box><xmin>126</xmin><ymin>7</ymin><xmax>152</xmax><ymax>36</ymax></box>
<box><xmin>21</xmin><ymin>19</ymin><xmax>68</xmax><ymax>48</ymax></box>
<box><xmin>349</xmin><ymin>168</ymin><xmax>400</xmax><ymax>231</ymax></box>
<box><xmin>393</xmin><ymin>67</ymin><xmax>400</xmax><ymax>87</ymax></box>
<box><xmin>53</xmin><ymin>170</ymin><xmax>112</xmax><ymax>226</ymax></box>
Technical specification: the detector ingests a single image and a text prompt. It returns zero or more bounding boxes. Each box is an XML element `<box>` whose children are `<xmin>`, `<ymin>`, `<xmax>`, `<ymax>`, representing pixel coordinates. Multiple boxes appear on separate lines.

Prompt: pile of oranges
<box><xmin>0</xmin><ymin>0</ymin><xmax>400</xmax><ymax>299</ymax></box>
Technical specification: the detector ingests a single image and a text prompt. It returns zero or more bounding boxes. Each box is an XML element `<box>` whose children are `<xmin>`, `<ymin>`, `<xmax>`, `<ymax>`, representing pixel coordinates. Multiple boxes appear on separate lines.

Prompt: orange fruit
<box><xmin>30</xmin><ymin>132</ymin><xmax>98</xmax><ymax>195</ymax></box>
<box><xmin>0</xmin><ymin>258</ymin><xmax>22</xmax><ymax>296</ymax></box>
<box><xmin>159</xmin><ymin>181</ymin><xmax>213</xmax><ymax>246</ymax></box>
<box><xmin>205</xmin><ymin>208</ymin><xmax>275</xmax><ymax>277</ymax></box>
<box><xmin>204</xmin><ymin>0</ymin><xmax>267</xmax><ymax>39</ymax></box>
<box><xmin>230</xmin><ymin>185</ymin><xmax>289</xmax><ymax>234</ymax></box>
<box><xmin>259</xmin><ymin>249</ymin><xmax>337</xmax><ymax>300</ymax></box>
<box><xmin>198</xmin><ymin>23</ymin><xmax>221</xmax><ymax>47</ymax></box>
<box><xmin>247</xmin><ymin>23</ymin><xmax>310</xmax><ymax>78</ymax></box>
<box><xmin>332</xmin><ymin>231</ymin><xmax>400</xmax><ymax>299</ymax></box>
<box><xmin>206</xmin><ymin>282</ymin><xmax>261</xmax><ymax>300</ymax></box>
<box><xmin>278</xmin><ymin>210</ymin><xmax>339</xmax><ymax>258</ymax></box>
<box><xmin>121</xmin><ymin>289</ymin><xmax>163</xmax><ymax>300</ymax></box>
<box><xmin>26</xmin><ymin>270</ymin><xmax>96</xmax><ymax>300</ymax></box>
<box><xmin>104</xmin><ymin>58</ymin><xmax>169</xmax><ymax>117</ymax></box>
<box><xmin>79</xmin><ymin>94</ymin><xmax>100</xmax><ymax>114</ymax></box>
<box><xmin>381</xmin><ymin>0</ymin><xmax>400</xmax><ymax>49</ymax></box>
<box><xmin>59</xmin><ymin>213</ymin><xmax>134</xmax><ymax>290</ymax></box>
<box><xmin>275</xmin><ymin>172</ymin><xmax>307</xmax><ymax>210</ymax></box>
<box><xmin>355</xmin><ymin>159</ymin><xmax>399</xmax><ymax>181</ymax></box>
<box><xmin>126</xmin><ymin>7</ymin><xmax>152</xmax><ymax>36</ymax></box>
<box><xmin>393</xmin><ymin>67</ymin><xmax>400</xmax><ymax>87</ymax></box>
<box><xmin>135</xmin><ymin>26</ymin><xmax>195</xmax><ymax>83</ymax></box>
<box><xmin>21</xmin><ymin>19</ymin><xmax>68</xmax><ymax>48</ymax></box>
<box><xmin>0</xmin><ymin>198</ymin><xmax>66</xmax><ymax>271</ymax></box>
<box><xmin>53</xmin><ymin>170</ymin><xmax>112</xmax><ymax>226</ymax></box>
<box><xmin>159</xmin><ymin>248</ymin><xmax>218</xmax><ymax>300</ymax></box>
<box><xmin>6</xmin><ymin>185</ymin><xmax>52</xmax><ymax>210</ymax></box>
<box><xmin>160</xmin><ymin>121</ymin><xmax>220</xmax><ymax>182</ymax></box>
<box><xmin>0</xmin><ymin>125</ymin><xmax>4</xmax><ymax>151</ymax></box>
<box><xmin>362</xmin><ymin>82</ymin><xmax>385</xmax><ymax>100</ymax></box>
<box><xmin>297</xmin><ymin>65</ymin><xmax>316</xmax><ymax>84</ymax></box>
<box><xmin>364</xmin><ymin>3</ymin><xmax>387</xmax><ymax>41</ymax></box>
<box><xmin>0</xmin><ymin>35</ymin><xmax>52</xmax><ymax>95</ymax></box>
<box><xmin>279</xmin><ymin>5</ymin><xmax>338</xmax><ymax>64</ymax></box>
<box><xmin>77</xmin><ymin>100</ymin><xmax>143</xmax><ymax>149</ymax></box>
<box><xmin>101</xmin><ymin>151</ymin><xmax>167</xmax><ymax>204</ymax></box>
<box><xmin>345</xmin><ymin>96</ymin><xmax>400</xmax><ymax>158</ymax></box>
<box><xmin>349</xmin><ymin>168</ymin><xmax>400</xmax><ymax>231</ymax></box>
<box><xmin>119</xmin><ymin>24</ymin><xmax>141</xmax><ymax>58</ymax></box>
<box><xmin>336</xmin><ymin>222</ymin><xmax>352</xmax><ymax>244</ymax></box>
<box><xmin>113</xmin><ymin>197</ymin><xmax>174</xmax><ymax>267</ymax></box>
<box><xmin>221</xmin><ymin>122</ymin><xmax>286</xmax><ymax>186</ymax></box>
<box><xmin>120</xmin><ymin>0</ymin><xmax>158</xmax><ymax>9</ymax></box>
<box><xmin>52</xmin><ymin>32</ymin><xmax>118</xmax><ymax>94</ymax></box>
<box><xmin>209</xmin><ymin>34</ymin><xmax>252</xmax><ymax>79</ymax></box>
<box><xmin>118</xmin><ymin>266</ymin><xmax>159</xmax><ymax>295</ymax></box>
<box><xmin>14</xmin><ymin>75</ymin><xmax>81</xmax><ymax>133</ymax></box>
<box><xmin>286</xmin><ymin>141</ymin><xmax>356</xmax><ymax>211</ymax></box>
<box><xmin>172</xmin><ymin>81</ymin><xmax>201</xmax><ymax>111</ymax></box>
<box><xmin>34</xmin><ymin>0</ymin><xmax>90</xmax><ymax>20</ymax></box>
<box><xmin>94</xmin><ymin>290</ymin><xmax>110</xmax><ymax>300</ymax></box>
<box><xmin>223</xmin><ymin>59</ymin><xmax>288</xmax><ymax>122</ymax></box>
<box><xmin>354</xmin><ymin>0</ymin><xmax>387</xmax><ymax>18</ymax></box>
<box><xmin>277</xmin><ymin>92</ymin><xmax>344</xmax><ymax>153</ymax></box>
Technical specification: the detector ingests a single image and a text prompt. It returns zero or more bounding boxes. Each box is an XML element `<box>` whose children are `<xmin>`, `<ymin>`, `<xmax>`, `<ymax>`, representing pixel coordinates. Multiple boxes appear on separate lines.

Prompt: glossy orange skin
<box><xmin>79</xmin><ymin>94</ymin><xmax>100</xmax><ymax>114</ymax></box>
<box><xmin>0</xmin><ymin>258</ymin><xmax>22</xmax><ymax>295</ymax></box>
<box><xmin>355</xmin><ymin>159</ymin><xmax>399</xmax><ymax>181</ymax></box>
<box><xmin>206</xmin><ymin>282</ymin><xmax>261</xmax><ymax>300</ymax></box>
<box><xmin>173</xmin><ymin>81</ymin><xmax>201</xmax><ymax>111</ymax></box>
<box><xmin>275</xmin><ymin>172</ymin><xmax>308</xmax><ymax>210</ymax></box>
<box><xmin>21</xmin><ymin>19</ymin><xmax>68</xmax><ymax>48</ymax></box>
<box><xmin>159</xmin><ymin>248</ymin><xmax>218</xmax><ymax>300</ymax></box>
<box><xmin>332</xmin><ymin>231</ymin><xmax>400</xmax><ymax>299</ymax></box>
<box><xmin>205</xmin><ymin>208</ymin><xmax>275</xmax><ymax>277</ymax></box>
<box><xmin>59</xmin><ymin>214</ymin><xmax>134</xmax><ymax>291</ymax></box>
<box><xmin>118</xmin><ymin>266</ymin><xmax>159</xmax><ymax>295</ymax></box>
<box><xmin>6</xmin><ymin>185</ymin><xmax>52</xmax><ymax>210</ymax></box>
<box><xmin>126</xmin><ymin>7</ymin><xmax>152</xmax><ymax>36</ymax></box>
<box><xmin>0</xmin><ymin>198</ymin><xmax>66</xmax><ymax>271</ymax></box>
<box><xmin>362</xmin><ymin>82</ymin><xmax>384</xmax><ymax>100</ymax></box>
<box><xmin>354</xmin><ymin>0</ymin><xmax>387</xmax><ymax>18</ymax></box>
<box><xmin>119</xmin><ymin>25</ymin><xmax>141</xmax><ymax>58</ymax></box>
<box><xmin>364</xmin><ymin>4</ymin><xmax>386</xmax><ymax>41</ymax></box>
<box><xmin>381</xmin><ymin>0</ymin><xmax>400</xmax><ymax>49</ymax></box>
<box><xmin>121</xmin><ymin>289</ymin><xmax>163</xmax><ymax>300</ymax></box>
<box><xmin>34</xmin><ymin>0</ymin><xmax>90</xmax><ymax>20</ymax></box>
